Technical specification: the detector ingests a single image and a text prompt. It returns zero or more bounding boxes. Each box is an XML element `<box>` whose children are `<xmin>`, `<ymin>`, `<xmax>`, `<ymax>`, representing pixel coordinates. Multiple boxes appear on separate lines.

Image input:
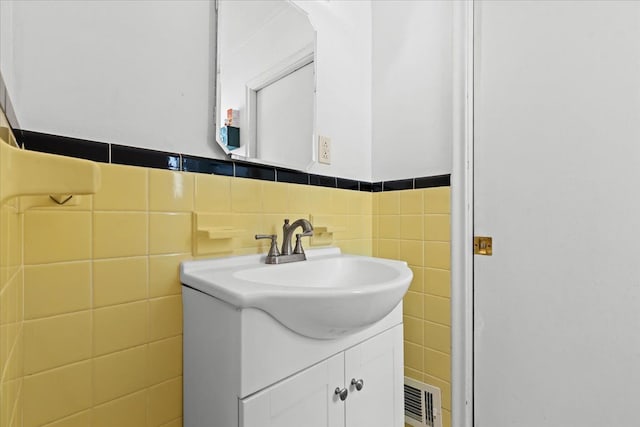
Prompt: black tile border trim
<box><xmin>309</xmin><ymin>174</ymin><xmax>337</xmax><ymax>188</ymax></box>
<box><xmin>337</xmin><ymin>178</ymin><xmax>360</xmax><ymax>191</ymax></box>
<box><xmin>359</xmin><ymin>182</ymin><xmax>373</xmax><ymax>192</ymax></box>
<box><xmin>111</xmin><ymin>144</ymin><xmax>181</xmax><ymax>170</ymax></box>
<box><xmin>277</xmin><ymin>169</ymin><xmax>309</xmax><ymax>185</ymax></box>
<box><xmin>14</xmin><ymin>129</ymin><xmax>451</xmax><ymax>192</ymax></box>
<box><xmin>234</xmin><ymin>161</ymin><xmax>276</xmax><ymax>181</ymax></box>
<box><xmin>415</xmin><ymin>174</ymin><xmax>451</xmax><ymax>188</ymax></box>
<box><xmin>182</xmin><ymin>155</ymin><xmax>234</xmax><ymax>176</ymax></box>
<box><xmin>383</xmin><ymin>179</ymin><xmax>414</xmax><ymax>191</ymax></box>
<box><xmin>21</xmin><ymin>130</ymin><xmax>110</xmax><ymax>163</ymax></box>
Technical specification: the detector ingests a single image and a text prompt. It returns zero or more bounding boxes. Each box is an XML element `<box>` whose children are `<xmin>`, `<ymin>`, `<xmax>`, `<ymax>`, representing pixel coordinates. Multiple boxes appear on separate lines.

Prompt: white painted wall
<box><xmin>474</xmin><ymin>1</ymin><xmax>640</xmax><ymax>425</ymax></box>
<box><xmin>0</xmin><ymin>1</ymin><xmax>16</xmax><ymax>96</ymax></box>
<box><xmin>11</xmin><ymin>0</ymin><xmax>218</xmax><ymax>157</ymax></box>
<box><xmin>294</xmin><ymin>0</ymin><xmax>372</xmax><ymax>180</ymax></box>
<box><xmin>371</xmin><ymin>1</ymin><xmax>453</xmax><ymax>181</ymax></box>
<box><xmin>5</xmin><ymin>0</ymin><xmax>375</xmax><ymax>180</ymax></box>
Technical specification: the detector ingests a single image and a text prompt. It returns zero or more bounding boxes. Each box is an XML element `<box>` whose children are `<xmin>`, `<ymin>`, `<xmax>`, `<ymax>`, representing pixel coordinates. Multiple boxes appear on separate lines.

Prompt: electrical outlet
<box><xmin>318</xmin><ymin>135</ymin><xmax>331</xmax><ymax>165</ymax></box>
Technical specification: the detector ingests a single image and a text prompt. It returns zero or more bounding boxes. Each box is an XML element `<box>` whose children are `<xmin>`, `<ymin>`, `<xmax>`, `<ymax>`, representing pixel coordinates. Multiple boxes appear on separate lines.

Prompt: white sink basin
<box><xmin>180</xmin><ymin>247</ymin><xmax>412</xmax><ymax>339</ymax></box>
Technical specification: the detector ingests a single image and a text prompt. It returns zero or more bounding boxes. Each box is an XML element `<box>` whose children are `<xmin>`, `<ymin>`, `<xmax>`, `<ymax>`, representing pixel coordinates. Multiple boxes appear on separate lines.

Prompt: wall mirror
<box><xmin>216</xmin><ymin>0</ymin><xmax>316</xmax><ymax>171</ymax></box>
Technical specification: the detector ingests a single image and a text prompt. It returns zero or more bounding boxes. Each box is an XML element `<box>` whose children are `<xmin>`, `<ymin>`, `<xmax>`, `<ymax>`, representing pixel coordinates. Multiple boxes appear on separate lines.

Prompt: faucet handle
<box><xmin>255</xmin><ymin>234</ymin><xmax>276</xmax><ymax>239</ymax></box>
<box><xmin>293</xmin><ymin>231</ymin><xmax>312</xmax><ymax>255</ymax></box>
<box><xmin>255</xmin><ymin>234</ymin><xmax>280</xmax><ymax>258</ymax></box>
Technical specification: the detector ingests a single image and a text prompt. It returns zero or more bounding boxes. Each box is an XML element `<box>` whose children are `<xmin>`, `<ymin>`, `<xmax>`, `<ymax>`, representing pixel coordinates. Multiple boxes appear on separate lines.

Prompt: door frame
<box><xmin>450</xmin><ymin>1</ymin><xmax>474</xmax><ymax>427</ymax></box>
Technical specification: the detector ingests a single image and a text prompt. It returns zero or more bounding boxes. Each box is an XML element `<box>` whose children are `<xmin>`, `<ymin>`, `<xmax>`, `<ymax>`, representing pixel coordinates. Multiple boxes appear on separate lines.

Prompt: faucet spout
<box><xmin>281</xmin><ymin>218</ymin><xmax>314</xmax><ymax>255</ymax></box>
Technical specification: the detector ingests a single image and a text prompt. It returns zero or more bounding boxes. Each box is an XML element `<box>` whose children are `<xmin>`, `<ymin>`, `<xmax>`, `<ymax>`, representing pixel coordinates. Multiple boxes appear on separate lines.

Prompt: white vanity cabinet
<box><xmin>181</xmin><ymin>253</ymin><xmax>408</xmax><ymax>427</ymax></box>
<box><xmin>344</xmin><ymin>325</ymin><xmax>404</xmax><ymax>427</ymax></box>
<box><xmin>240</xmin><ymin>325</ymin><xmax>403</xmax><ymax>427</ymax></box>
<box><xmin>240</xmin><ymin>353</ymin><xmax>345</xmax><ymax>427</ymax></box>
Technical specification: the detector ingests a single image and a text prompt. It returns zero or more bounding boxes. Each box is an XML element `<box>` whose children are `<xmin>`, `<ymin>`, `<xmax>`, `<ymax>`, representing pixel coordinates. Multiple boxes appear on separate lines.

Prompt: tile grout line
<box><xmin>145</xmin><ymin>167</ymin><xmax>152</xmax><ymax>425</ymax></box>
<box><xmin>89</xmin><ymin>191</ymin><xmax>96</xmax><ymax>415</ymax></box>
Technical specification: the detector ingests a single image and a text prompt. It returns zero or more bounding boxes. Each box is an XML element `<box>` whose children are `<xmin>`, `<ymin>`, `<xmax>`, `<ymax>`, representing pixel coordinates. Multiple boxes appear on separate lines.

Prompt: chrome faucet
<box><xmin>281</xmin><ymin>218</ymin><xmax>314</xmax><ymax>256</ymax></box>
<box><xmin>255</xmin><ymin>218</ymin><xmax>313</xmax><ymax>264</ymax></box>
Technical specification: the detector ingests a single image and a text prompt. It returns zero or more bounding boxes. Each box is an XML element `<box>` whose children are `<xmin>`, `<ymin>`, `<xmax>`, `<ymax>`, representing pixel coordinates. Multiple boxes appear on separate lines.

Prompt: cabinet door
<box><xmin>345</xmin><ymin>325</ymin><xmax>404</xmax><ymax>427</ymax></box>
<box><xmin>241</xmin><ymin>353</ymin><xmax>345</xmax><ymax>427</ymax></box>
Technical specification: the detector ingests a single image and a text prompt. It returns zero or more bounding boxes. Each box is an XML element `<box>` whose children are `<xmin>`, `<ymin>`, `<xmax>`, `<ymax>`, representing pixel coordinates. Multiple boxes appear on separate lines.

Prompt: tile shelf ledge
<box><xmin>192</xmin><ymin>212</ymin><xmax>245</xmax><ymax>256</ymax></box>
<box><xmin>308</xmin><ymin>214</ymin><xmax>346</xmax><ymax>247</ymax></box>
<box><xmin>0</xmin><ymin>129</ymin><xmax>101</xmax><ymax>204</ymax></box>
<box><xmin>313</xmin><ymin>225</ymin><xmax>347</xmax><ymax>235</ymax></box>
<box><xmin>197</xmin><ymin>226</ymin><xmax>245</xmax><ymax>240</ymax></box>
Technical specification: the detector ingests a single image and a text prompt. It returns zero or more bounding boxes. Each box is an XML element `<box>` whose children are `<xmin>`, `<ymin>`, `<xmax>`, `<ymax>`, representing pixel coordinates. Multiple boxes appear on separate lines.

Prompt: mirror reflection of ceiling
<box><xmin>217</xmin><ymin>0</ymin><xmax>315</xmax><ymax>169</ymax></box>
<box><xmin>221</xmin><ymin>1</ymin><xmax>296</xmax><ymax>53</ymax></box>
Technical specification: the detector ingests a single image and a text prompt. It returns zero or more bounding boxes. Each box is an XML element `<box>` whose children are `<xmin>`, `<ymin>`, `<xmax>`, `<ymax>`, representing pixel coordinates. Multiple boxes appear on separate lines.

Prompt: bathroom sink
<box><xmin>180</xmin><ymin>247</ymin><xmax>412</xmax><ymax>339</ymax></box>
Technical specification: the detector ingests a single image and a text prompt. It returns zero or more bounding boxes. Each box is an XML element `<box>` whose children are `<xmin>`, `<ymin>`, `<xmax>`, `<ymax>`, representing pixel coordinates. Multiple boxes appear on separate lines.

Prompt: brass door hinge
<box><xmin>474</xmin><ymin>236</ymin><xmax>493</xmax><ymax>255</ymax></box>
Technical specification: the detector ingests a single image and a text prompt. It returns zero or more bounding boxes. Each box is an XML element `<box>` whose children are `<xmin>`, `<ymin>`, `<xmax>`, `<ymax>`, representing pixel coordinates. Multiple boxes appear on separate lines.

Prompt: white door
<box><xmin>240</xmin><ymin>353</ymin><xmax>345</xmax><ymax>427</ymax></box>
<box><xmin>474</xmin><ymin>1</ymin><xmax>640</xmax><ymax>426</ymax></box>
<box><xmin>256</xmin><ymin>61</ymin><xmax>314</xmax><ymax>170</ymax></box>
<box><xmin>345</xmin><ymin>326</ymin><xmax>404</xmax><ymax>427</ymax></box>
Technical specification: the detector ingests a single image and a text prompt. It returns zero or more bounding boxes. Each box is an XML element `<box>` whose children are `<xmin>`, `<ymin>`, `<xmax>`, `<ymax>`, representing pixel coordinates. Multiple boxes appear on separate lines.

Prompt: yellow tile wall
<box><xmin>0</xmin><ymin>119</ymin><xmax>25</xmax><ymax>427</ymax></box>
<box><xmin>10</xmin><ymin>162</ymin><xmax>373</xmax><ymax>426</ymax></box>
<box><xmin>374</xmin><ymin>187</ymin><xmax>452</xmax><ymax>427</ymax></box>
<box><xmin>1</xmin><ymin>113</ymin><xmax>449</xmax><ymax>426</ymax></box>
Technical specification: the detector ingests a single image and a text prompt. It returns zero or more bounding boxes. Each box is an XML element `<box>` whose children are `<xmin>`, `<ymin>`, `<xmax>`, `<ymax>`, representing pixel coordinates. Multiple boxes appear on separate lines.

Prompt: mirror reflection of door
<box><xmin>256</xmin><ymin>62</ymin><xmax>314</xmax><ymax>170</ymax></box>
<box><xmin>217</xmin><ymin>0</ymin><xmax>315</xmax><ymax>167</ymax></box>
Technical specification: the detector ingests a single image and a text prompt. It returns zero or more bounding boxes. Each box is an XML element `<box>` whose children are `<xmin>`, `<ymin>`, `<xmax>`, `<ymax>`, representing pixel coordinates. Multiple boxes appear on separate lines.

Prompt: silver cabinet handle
<box><xmin>334</xmin><ymin>387</ymin><xmax>348</xmax><ymax>401</ymax></box>
<box><xmin>351</xmin><ymin>378</ymin><xmax>364</xmax><ymax>391</ymax></box>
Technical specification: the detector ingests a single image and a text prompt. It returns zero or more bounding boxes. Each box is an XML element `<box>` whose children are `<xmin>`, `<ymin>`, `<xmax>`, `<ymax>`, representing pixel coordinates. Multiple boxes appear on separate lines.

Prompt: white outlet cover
<box><xmin>318</xmin><ymin>135</ymin><xmax>331</xmax><ymax>165</ymax></box>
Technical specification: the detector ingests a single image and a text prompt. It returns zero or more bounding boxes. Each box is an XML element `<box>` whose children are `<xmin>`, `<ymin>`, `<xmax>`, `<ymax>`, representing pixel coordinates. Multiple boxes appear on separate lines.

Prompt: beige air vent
<box><xmin>404</xmin><ymin>377</ymin><xmax>443</xmax><ymax>427</ymax></box>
